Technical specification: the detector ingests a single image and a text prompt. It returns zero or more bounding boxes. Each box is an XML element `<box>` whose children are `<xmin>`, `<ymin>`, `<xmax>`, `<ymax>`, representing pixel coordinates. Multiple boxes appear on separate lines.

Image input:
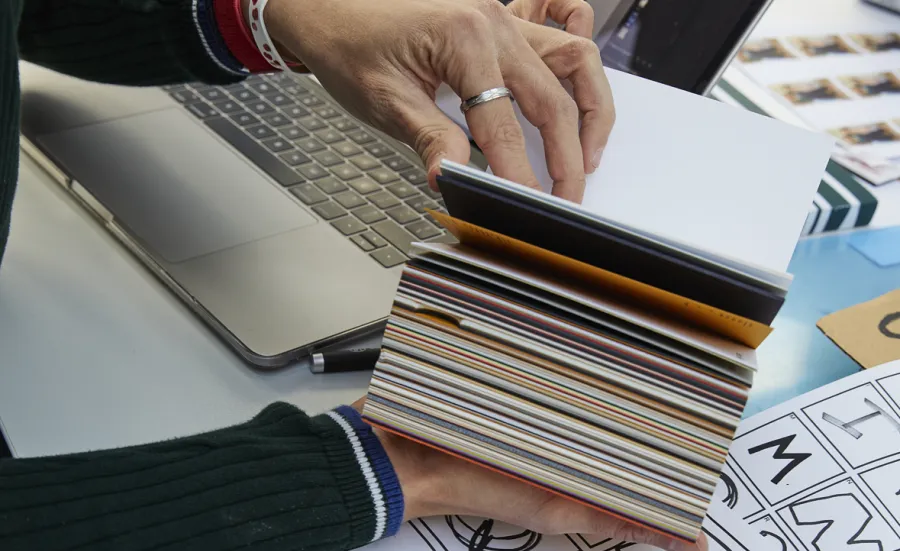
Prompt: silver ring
<box><xmin>460</xmin><ymin>87</ymin><xmax>513</xmax><ymax>113</ymax></box>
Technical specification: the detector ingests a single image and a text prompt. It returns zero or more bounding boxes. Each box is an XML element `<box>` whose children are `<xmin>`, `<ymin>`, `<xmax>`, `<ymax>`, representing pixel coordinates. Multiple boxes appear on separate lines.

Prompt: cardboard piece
<box><xmin>817</xmin><ymin>289</ymin><xmax>900</xmax><ymax>368</ymax></box>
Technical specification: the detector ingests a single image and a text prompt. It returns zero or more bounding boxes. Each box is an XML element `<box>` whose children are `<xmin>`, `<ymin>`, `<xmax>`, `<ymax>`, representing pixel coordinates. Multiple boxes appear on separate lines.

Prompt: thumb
<box><xmin>400</xmin><ymin>96</ymin><xmax>472</xmax><ymax>190</ymax></box>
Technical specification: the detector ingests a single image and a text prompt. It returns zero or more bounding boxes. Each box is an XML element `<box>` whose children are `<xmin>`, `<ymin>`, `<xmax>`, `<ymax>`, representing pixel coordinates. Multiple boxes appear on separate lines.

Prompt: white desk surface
<box><xmin>0</xmin><ymin>155</ymin><xmax>370</xmax><ymax>458</ymax></box>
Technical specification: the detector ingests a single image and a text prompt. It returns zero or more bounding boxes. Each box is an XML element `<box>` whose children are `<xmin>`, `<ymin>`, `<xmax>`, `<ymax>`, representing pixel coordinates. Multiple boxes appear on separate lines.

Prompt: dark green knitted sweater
<box><xmin>0</xmin><ymin>2</ymin><xmax>404</xmax><ymax>550</ymax></box>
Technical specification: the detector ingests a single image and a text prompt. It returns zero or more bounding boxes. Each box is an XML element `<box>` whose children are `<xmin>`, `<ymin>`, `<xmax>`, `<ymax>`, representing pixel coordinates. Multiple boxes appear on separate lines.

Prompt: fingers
<box><xmin>439</xmin><ymin>4</ymin><xmax>542</xmax><ymax>191</ymax></box>
<box><xmin>519</xmin><ymin>20</ymin><xmax>615</xmax><ymax>173</ymax></box>
<box><xmin>506</xmin><ymin>0</ymin><xmax>594</xmax><ymax>38</ymax></box>
<box><xmin>500</xmin><ymin>36</ymin><xmax>585</xmax><ymax>201</ymax></box>
<box><xmin>398</xmin><ymin>90</ymin><xmax>473</xmax><ymax>189</ymax></box>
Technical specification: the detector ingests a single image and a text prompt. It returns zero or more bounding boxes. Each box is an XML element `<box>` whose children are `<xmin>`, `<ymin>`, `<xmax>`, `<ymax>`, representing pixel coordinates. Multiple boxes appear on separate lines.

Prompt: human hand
<box><xmin>505</xmin><ymin>0</ymin><xmax>595</xmax><ymax>39</ymax></box>
<box><xmin>351</xmin><ymin>398</ymin><xmax>707</xmax><ymax>551</ymax></box>
<box><xmin>259</xmin><ymin>0</ymin><xmax>615</xmax><ymax>202</ymax></box>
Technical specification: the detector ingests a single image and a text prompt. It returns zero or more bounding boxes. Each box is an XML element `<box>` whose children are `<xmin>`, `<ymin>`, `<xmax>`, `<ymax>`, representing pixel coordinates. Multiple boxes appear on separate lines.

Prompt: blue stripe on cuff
<box><xmin>335</xmin><ymin>405</ymin><xmax>406</xmax><ymax>538</ymax></box>
<box><xmin>196</xmin><ymin>0</ymin><xmax>247</xmax><ymax>74</ymax></box>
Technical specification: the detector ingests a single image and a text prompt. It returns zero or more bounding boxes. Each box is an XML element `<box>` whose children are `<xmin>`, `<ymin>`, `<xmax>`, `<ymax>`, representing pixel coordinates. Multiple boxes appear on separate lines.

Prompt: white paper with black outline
<box><xmin>704</xmin><ymin>359</ymin><xmax>900</xmax><ymax>551</ymax></box>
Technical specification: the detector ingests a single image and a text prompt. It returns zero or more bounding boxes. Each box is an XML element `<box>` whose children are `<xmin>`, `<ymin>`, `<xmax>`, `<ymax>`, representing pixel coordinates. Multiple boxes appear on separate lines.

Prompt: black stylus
<box><xmin>310</xmin><ymin>346</ymin><xmax>382</xmax><ymax>374</ymax></box>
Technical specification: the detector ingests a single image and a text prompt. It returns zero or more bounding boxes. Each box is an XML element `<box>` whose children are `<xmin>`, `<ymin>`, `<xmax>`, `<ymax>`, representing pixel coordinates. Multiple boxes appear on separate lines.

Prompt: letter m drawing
<box><xmin>748</xmin><ymin>434</ymin><xmax>812</xmax><ymax>485</ymax></box>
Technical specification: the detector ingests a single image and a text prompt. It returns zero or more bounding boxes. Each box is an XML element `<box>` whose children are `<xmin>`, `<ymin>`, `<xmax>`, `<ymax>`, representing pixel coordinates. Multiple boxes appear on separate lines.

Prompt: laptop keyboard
<box><xmin>164</xmin><ymin>73</ymin><xmax>451</xmax><ymax>268</ymax></box>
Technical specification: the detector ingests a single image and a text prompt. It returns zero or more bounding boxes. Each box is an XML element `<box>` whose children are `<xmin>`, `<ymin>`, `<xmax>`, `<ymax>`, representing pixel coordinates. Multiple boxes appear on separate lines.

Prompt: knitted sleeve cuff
<box><xmin>195</xmin><ymin>0</ymin><xmax>247</xmax><ymax>76</ymax></box>
<box><xmin>325</xmin><ymin>406</ymin><xmax>406</xmax><ymax>541</ymax></box>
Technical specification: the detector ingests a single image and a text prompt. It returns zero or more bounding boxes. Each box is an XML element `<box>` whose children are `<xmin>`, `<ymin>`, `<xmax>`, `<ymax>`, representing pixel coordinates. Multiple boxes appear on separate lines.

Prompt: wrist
<box><xmin>243</xmin><ymin>0</ymin><xmax>307</xmax><ymax>68</ymax></box>
<box><xmin>355</xmin><ymin>398</ymin><xmax>450</xmax><ymax>521</ymax></box>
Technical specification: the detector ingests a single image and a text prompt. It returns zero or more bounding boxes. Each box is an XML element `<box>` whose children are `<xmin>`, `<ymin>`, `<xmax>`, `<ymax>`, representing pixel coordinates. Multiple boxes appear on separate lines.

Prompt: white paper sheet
<box><xmin>362</xmin><ymin>507</ymin><xmax>762</xmax><ymax>551</ymax></box>
<box><xmin>705</xmin><ymin>359</ymin><xmax>900</xmax><ymax>550</ymax></box>
<box><xmin>435</xmin><ymin>69</ymin><xmax>833</xmax><ymax>275</ymax></box>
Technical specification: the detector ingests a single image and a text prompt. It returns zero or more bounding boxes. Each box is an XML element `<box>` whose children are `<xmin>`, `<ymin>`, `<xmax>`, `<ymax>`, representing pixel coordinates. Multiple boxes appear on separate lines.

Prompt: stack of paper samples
<box><xmin>362</xmin><ymin>159</ymin><xmax>804</xmax><ymax>544</ymax></box>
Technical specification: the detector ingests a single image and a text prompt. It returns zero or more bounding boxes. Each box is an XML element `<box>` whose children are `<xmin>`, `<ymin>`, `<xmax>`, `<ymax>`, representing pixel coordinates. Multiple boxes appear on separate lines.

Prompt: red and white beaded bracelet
<box><xmin>246</xmin><ymin>0</ymin><xmax>290</xmax><ymax>71</ymax></box>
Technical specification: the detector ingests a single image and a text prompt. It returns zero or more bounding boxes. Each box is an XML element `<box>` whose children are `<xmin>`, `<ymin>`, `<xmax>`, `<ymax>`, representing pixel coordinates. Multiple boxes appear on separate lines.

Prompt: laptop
<box><xmin>18</xmin><ymin>0</ymin><xmax>773</xmax><ymax>368</ymax></box>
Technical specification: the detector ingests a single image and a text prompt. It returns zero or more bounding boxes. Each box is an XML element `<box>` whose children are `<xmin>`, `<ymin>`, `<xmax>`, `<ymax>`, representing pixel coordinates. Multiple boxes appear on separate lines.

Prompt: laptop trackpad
<box><xmin>37</xmin><ymin>109</ymin><xmax>314</xmax><ymax>263</ymax></box>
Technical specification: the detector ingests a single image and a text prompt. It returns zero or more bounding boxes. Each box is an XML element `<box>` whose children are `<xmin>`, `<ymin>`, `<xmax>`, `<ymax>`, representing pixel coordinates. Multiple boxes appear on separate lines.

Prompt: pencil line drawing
<box><xmin>759</xmin><ymin>530</ymin><xmax>788</xmax><ymax>551</ymax></box>
<box><xmin>789</xmin><ymin>493</ymin><xmax>885</xmax><ymax>551</ymax></box>
<box><xmin>410</xmin><ymin>519</ymin><xmax>450</xmax><ymax>551</ymax></box>
<box><xmin>701</xmin><ymin>526</ymin><xmax>733</xmax><ymax>551</ymax></box>
<box><xmin>822</xmin><ymin>398</ymin><xmax>900</xmax><ymax>439</ymax></box>
<box><xmin>878</xmin><ymin>312</ymin><xmax>900</xmax><ymax>340</ymax></box>
<box><xmin>747</xmin><ymin>434</ymin><xmax>812</xmax><ymax>485</ymax></box>
<box><xmin>446</xmin><ymin>516</ymin><xmax>543</xmax><ymax>551</ymax></box>
<box><xmin>720</xmin><ymin>472</ymin><xmax>739</xmax><ymax>510</ymax></box>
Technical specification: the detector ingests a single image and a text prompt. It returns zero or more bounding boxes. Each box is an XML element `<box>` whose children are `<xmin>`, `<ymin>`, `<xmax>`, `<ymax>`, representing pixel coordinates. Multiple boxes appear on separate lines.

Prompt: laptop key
<box><xmin>350</xmin><ymin>155</ymin><xmax>380</xmax><ymax>171</ymax></box>
<box><xmin>333</xmin><ymin>142</ymin><xmax>362</xmax><ymax>157</ymax></box>
<box><xmin>370</xmin><ymin>247</ymin><xmax>406</xmax><ymax>268</ymax></box>
<box><xmin>187</xmin><ymin>102</ymin><xmax>218</xmax><ymax>119</ymax></box>
<box><xmin>297</xmin><ymin>138</ymin><xmax>326</xmax><ymax>153</ymax></box>
<box><xmin>268</xmin><ymin>94</ymin><xmax>292</xmax><ymax>106</ymax></box>
<box><xmin>230</xmin><ymin>88</ymin><xmax>257</xmax><ymax>102</ymax></box>
<box><xmin>348</xmin><ymin>129</ymin><xmax>376</xmax><ymax>144</ymax></box>
<box><xmin>246</xmin><ymin>100</ymin><xmax>275</xmax><ymax>115</ymax></box>
<box><xmin>263</xmin><ymin>137</ymin><xmax>293</xmax><ymax>152</ymax></box>
<box><xmin>332</xmin><ymin>118</ymin><xmax>358</xmax><ymax>133</ymax></box>
<box><xmin>313</xmin><ymin>201</ymin><xmax>347</xmax><ymax>220</ymax></box>
<box><xmin>406</xmin><ymin>219</ymin><xmax>441</xmax><ymax>240</ymax></box>
<box><xmin>198</xmin><ymin>88</ymin><xmax>226</xmax><ymax>102</ymax></box>
<box><xmin>406</xmin><ymin>196</ymin><xmax>439</xmax><ymax>213</ymax></box>
<box><xmin>262</xmin><ymin>113</ymin><xmax>291</xmax><ymax>127</ymax></box>
<box><xmin>247</xmin><ymin>125</ymin><xmax>277</xmax><ymax>140</ymax></box>
<box><xmin>368</xmin><ymin>190</ymin><xmax>401</xmax><ymax>210</ymax></box>
<box><xmin>364</xmin><ymin>143</ymin><xmax>393</xmax><ymax>158</ymax></box>
<box><xmin>264</xmin><ymin>72</ymin><xmax>292</xmax><ymax>85</ymax></box>
<box><xmin>213</xmin><ymin>100</ymin><xmax>242</xmax><ymax>114</ymax></box>
<box><xmin>249</xmin><ymin>81</ymin><xmax>276</xmax><ymax>95</ymax></box>
<box><xmin>332</xmin><ymin>164</ymin><xmax>363</xmax><ymax>181</ymax></box>
<box><xmin>386</xmin><ymin>205</ymin><xmax>419</xmax><ymax>224</ymax></box>
<box><xmin>280</xmin><ymin>150</ymin><xmax>312</xmax><ymax>166</ymax></box>
<box><xmin>315</xmin><ymin>106</ymin><xmax>340</xmax><ymax>119</ymax></box>
<box><xmin>313</xmin><ymin>151</ymin><xmax>343</xmax><ymax>167</ymax></box>
<box><xmin>418</xmin><ymin>184</ymin><xmax>442</xmax><ymax>199</ymax></box>
<box><xmin>299</xmin><ymin>95</ymin><xmax>324</xmax><ymax>107</ymax></box>
<box><xmin>362</xmin><ymin>231</ymin><xmax>387</xmax><ymax>249</ymax></box>
<box><xmin>291</xmin><ymin>183</ymin><xmax>328</xmax><ymax>205</ymax></box>
<box><xmin>283</xmin><ymin>105</ymin><xmax>311</xmax><ymax>119</ymax></box>
<box><xmin>297</xmin><ymin>164</ymin><xmax>329</xmax><ymax>180</ymax></box>
<box><xmin>383</xmin><ymin>157</ymin><xmax>413</xmax><ymax>172</ymax></box>
<box><xmin>315</xmin><ymin>129</ymin><xmax>343</xmax><ymax>144</ymax></box>
<box><xmin>401</xmin><ymin>169</ymin><xmax>427</xmax><ymax>185</ymax></box>
<box><xmin>369</xmin><ymin>168</ymin><xmax>399</xmax><ymax>185</ymax></box>
<box><xmin>170</xmin><ymin>90</ymin><xmax>200</xmax><ymax>103</ymax></box>
<box><xmin>314</xmin><ymin>177</ymin><xmax>348</xmax><ymax>194</ymax></box>
<box><xmin>386</xmin><ymin>182</ymin><xmax>418</xmax><ymax>199</ymax></box>
<box><xmin>205</xmin><ymin>118</ymin><xmax>302</xmax><ymax>187</ymax></box>
<box><xmin>331</xmin><ymin>216</ymin><xmax>366</xmax><ymax>236</ymax></box>
<box><xmin>350</xmin><ymin>234</ymin><xmax>375</xmax><ymax>252</ymax></box>
<box><xmin>283</xmin><ymin>84</ymin><xmax>310</xmax><ymax>96</ymax></box>
<box><xmin>231</xmin><ymin>111</ymin><xmax>261</xmax><ymax>127</ymax></box>
<box><xmin>280</xmin><ymin>125</ymin><xmax>308</xmax><ymax>141</ymax></box>
<box><xmin>299</xmin><ymin>117</ymin><xmax>327</xmax><ymax>131</ymax></box>
<box><xmin>352</xmin><ymin>205</ymin><xmax>387</xmax><ymax>224</ymax></box>
<box><xmin>334</xmin><ymin>191</ymin><xmax>367</xmax><ymax>209</ymax></box>
<box><xmin>348</xmin><ymin>177</ymin><xmax>380</xmax><ymax>195</ymax></box>
<box><xmin>372</xmin><ymin>220</ymin><xmax>416</xmax><ymax>254</ymax></box>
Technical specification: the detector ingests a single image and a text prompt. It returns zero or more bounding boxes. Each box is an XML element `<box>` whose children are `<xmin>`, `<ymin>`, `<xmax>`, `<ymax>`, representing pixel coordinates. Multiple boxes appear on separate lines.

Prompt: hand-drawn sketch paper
<box><xmin>705</xmin><ymin>359</ymin><xmax>900</xmax><ymax>551</ymax></box>
<box><xmin>362</xmin><ymin>508</ymin><xmax>761</xmax><ymax>551</ymax></box>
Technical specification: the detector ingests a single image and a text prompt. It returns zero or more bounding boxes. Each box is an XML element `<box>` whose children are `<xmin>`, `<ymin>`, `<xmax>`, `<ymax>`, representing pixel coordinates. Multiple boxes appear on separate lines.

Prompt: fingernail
<box><xmin>591</xmin><ymin>147</ymin><xmax>605</xmax><ymax>169</ymax></box>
